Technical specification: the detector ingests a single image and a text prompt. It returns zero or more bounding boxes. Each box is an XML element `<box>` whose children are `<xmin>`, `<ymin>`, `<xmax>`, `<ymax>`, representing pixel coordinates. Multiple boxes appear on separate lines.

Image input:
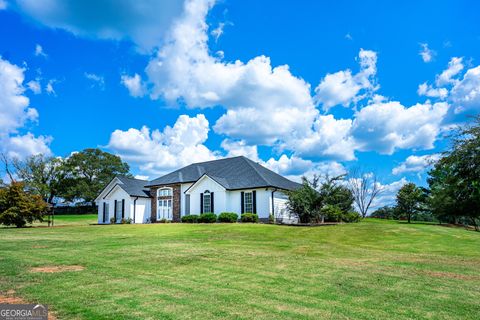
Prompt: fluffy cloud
<box><xmin>146</xmin><ymin>0</ymin><xmax>318</xmax><ymax>145</ymax></box>
<box><xmin>314</xmin><ymin>49</ymin><xmax>378</xmax><ymax>111</ymax></box>
<box><xmin>352</xmin><ymin>101</ymin><xmax>449</xmax><ymax>154</ymax></box>
<box><xmin>419</xmin><ymin>43</ymin><xmax>435</xmax><ymax>63</ymax></box>
<box><xmin>392</xmin><ymin>154</ymin><xmax>441</xmax><ymax>175</ymax></box>
<box><xmin>450</xmin><ymin>65</ymin><xmax>480</xmax><ymax>113</ymax></box>
<box><xmin>265</xmin><ymin>154</ymin><xmax>346</xmax><ymax>183</ymax></box>
<box><xmin>120</xmin><ymin>73</ymin><xmax>146</xmax><ymax>97</ymax></box>
<box><xmin>0</xmin><ymin>56</ymin><xmax>52</xmax><ymax>158</ymax></box>
<box><xmin>221</xmin><ymin>139</ymin><xmax>259</xmax><ymax>161</ymax></box>
<box><xmin>287</xmin><ymin>115</ymin><xmax>355</xmax><ymax>161</ymax></box>
<box><xmin>45</xmin><ymin>79</ymin><xmax>56</xmax><ymax>95</ymax></box>
<box><xmin>417</xmin><ymin>82</ymin><xmax>448</xmax><ymax>99</ymax></box>
<box><xmin>436</xmin><ymin>57</ymin><xmax>464</xmax><ymax>87</ymax></box>
<box><xmin>3</xmin><ymin>133</ymin><xmax>52</xmax><ymax>159</ymax></box>
<box><xmin>27</xmin><ymin>79</ymin><xmax>41</xmax><ymax>94</ymax></box>
<box><xmin>107</xmin><ymin>114</ymin><xmax>217</xmax><ymax>175</ymax></box>
<box><xmin>15</xmin><ymin>0</ymin><xmax>185</xmax><ymax>51</ymax></box>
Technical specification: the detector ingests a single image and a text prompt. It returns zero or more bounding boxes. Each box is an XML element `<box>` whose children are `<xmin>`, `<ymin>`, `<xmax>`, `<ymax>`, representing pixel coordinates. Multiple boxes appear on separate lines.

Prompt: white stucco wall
<box><xmin>131</xmin><ymin>197</ymin><xmax>151</xmax><ymax>223</ymax></box>
<box><xmin>272</xmin><ymin>191</ymin><xmax>298</xmax><ymax>224</ymax></box>
<box><xmin>185</xmin><ymin>176</ymin><xmax>226</xmax><ymax>215</ymax></box>
<box><xmin>97</xmin><ymin>185</ymin><xmax>151</xmax><ymax>224</ymax></box>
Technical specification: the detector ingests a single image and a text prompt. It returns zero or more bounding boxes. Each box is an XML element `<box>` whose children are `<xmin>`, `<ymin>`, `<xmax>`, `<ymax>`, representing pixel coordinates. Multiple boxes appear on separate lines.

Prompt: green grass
<box><xmin>0</xmin><ymin>219</ymin><xmax>479</xmax><ymax>319</ymax></box>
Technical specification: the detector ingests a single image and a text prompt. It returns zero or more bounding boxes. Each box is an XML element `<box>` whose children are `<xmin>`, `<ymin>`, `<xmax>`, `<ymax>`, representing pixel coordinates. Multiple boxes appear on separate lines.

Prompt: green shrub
<box><xmin>342</xmin><ymin>211</ymin><xmax>361</xmax><ymax>223</ymax></box>
<box><xmin>198</xmin><ymin>213</ymin><xmax>216</xmax><ymax>223</ymax></box>
<box><xmin>241</xmin><ymin>213</ymin><xmax>258</xmax><ymax>223</ymax></box>
<box><xmin>269</xmin><ymin>213</ymin><xmax>275</xmax><ymax>224</ymax></box>
<box><xmin>181</xmin><ymin>214</ymin><xmax>199</xmax><ymax>223</ymax></box>
<box><xmin>110</xmin><ymin>217</ymin><xmax>115</xmax><ymax>224</ymax></box>
<box><xmin>218</xmin><ymin>212</ymin><xmax>238</xmax><ymax>223</ymax></box>
<box><xmin>158</xmin><ymin>218</ymin><xmax>168</xmax><ymax>223</ymax></box>
<box><xmin>322</xmin><ymin>205</ymin><xmax>343</xmax><ymax>222</ymax></box>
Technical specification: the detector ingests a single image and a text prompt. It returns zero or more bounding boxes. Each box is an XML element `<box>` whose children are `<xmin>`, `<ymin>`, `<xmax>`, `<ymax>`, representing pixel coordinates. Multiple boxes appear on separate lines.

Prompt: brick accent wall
<box><xmin>150</xmin><ymin>184</ymin><xmax>181</xmax><ymax>222</ymax></box>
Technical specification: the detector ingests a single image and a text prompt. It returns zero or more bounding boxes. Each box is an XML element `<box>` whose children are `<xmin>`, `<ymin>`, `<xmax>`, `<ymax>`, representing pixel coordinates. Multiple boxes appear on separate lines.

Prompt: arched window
<box><xmin>203</xmin><ymin>190</ymin><xmax>212</xmax><ymax>213</ymax></box>
<box><xmin>157</xmin><ymin>187</ymin><xmax>172</xmax><ymax>197</ymax></box>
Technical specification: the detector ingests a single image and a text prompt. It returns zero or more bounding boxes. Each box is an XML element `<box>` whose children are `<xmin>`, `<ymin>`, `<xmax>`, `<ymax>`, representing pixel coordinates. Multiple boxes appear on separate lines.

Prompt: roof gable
<box><xmin>147</xmin><ymin>156</ymin><xmax>301</xmax><ymax>191</ymax></box>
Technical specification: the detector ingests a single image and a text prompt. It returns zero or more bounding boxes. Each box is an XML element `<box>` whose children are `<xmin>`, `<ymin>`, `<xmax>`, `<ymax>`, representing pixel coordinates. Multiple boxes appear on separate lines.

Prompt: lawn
<box><xmin>0</xmin><ymin>219</ymin><xmax>479</xmax><ymax>319</ymax></box>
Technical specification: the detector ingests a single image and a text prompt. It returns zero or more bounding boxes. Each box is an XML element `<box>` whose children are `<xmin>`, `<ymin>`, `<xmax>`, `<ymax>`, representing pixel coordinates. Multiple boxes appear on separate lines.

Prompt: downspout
<box><xmin>133</xmin><ymin>197</ymin><xmax>139</xmax><ymax>224</ymax></box>
<box><xmin>271</xmin><ymin>188</ymin><xmax>277</xmax><ymax>223</ymax></box>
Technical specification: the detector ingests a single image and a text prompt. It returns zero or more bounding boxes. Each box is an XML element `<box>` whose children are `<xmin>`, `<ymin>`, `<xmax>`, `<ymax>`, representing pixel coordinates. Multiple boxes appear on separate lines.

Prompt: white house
<box><xmin>96</xmin><ymin>156</ymin><xmax>300</xmax><ymax>224</ymax></box>
<box><xmin>94</xmin><ymin>176</ymin><xmax>151</xmax><ymax>224</ymax></box>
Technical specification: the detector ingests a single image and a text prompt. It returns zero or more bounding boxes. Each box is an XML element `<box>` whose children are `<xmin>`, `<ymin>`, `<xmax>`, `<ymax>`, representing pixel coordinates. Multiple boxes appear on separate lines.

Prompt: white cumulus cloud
<box><xmin>352</xmin><ymin>101</ymin><xmax>449</xmax><ymax>154</ymax></box>
<box><xmin>121</xmin><ymin>73</ymin><xmax>146</xmax><ymax>97</ymax></box>
<box><xmin>314</xmin><ymin>49</ymin><xmax>378</xmax><ymax>111</ymax></box>
<box><xmin>392</xmin><ymin>154</ymin><xmax>441</xmax><ymax>175</ymax></box>
<box><xmin>419</xmin><ymin>43</ymin><xmax>435</xmax><ymax>63</ymax></box>
<box><xmin>106</xmin><ymin>114</ymin><xmax>218</xmax><ymax>176</ymax></box>
<box><xmin>0</xmin><ymin>56</ymin><xmax>52</xmax><ymax>158</ymax></box>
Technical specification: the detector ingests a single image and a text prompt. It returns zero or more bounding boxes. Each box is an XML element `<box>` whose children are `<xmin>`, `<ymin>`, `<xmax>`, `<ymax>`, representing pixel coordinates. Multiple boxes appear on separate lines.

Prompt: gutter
<box><xmin>133</xmin><ymin>197</ymin><xmax>139</xmax><ymax>224</ymax></box>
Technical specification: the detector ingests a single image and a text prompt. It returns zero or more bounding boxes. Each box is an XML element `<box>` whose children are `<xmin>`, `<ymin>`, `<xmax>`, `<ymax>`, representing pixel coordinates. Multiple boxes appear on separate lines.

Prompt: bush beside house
<box><xmin>218</xmin><ymin>212</ymin><xmax>238</xmax><ymax>223</ymax></box>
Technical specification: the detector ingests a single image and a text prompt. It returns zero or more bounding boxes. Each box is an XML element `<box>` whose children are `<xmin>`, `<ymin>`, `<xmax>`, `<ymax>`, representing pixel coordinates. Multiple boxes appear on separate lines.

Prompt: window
<box><xmin>158</xmin><ymin>188</ymin><xmax>172</xmax><ymax>197</ymax></box>
<box><xmin>244</xmin><ymin>192</ymin><xmax>253</xmax><ymax>213</ymax></box>
<box><xmin>203</xmin><ymin>191</ymin><xmax>211</xmax><ymax>213</ymax></box>
<box><xmin>185</xmin><ymin>194</ymin><xmax>190</xmax><ymax>215</ymax></box>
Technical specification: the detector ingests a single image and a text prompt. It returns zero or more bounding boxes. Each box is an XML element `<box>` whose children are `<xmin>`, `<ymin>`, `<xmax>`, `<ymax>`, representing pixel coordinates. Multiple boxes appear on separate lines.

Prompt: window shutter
<box><xmin>200</xmin><ymin>193</ymin><xmax>204</xmax><ymax>214</ymax></box>
<box><xmin>103</xmin><ymin>202</ymin><xmax>106</xmax><ymax>222</ymax></box>
<box><xmin>211</xmin><ymin>192</ymin><xmax>214</xmax><ymax>213</ymax></box>
<box><xmin>252</xmin><ymin>190</ymin><xmax>257</xmax><ymax>214</ymax></box>
<box><xmin>114</xmin><ymin>200</ymin><xmax>117</xmax><ymax>222</ymax></box>
<box><xmin>121</xmin><ymin>199</ymin><xmax>125</xmax><ymax>219</ymax></box>
<box><xmin>241</xmin><ymin>191</ymin><xmax>245</xmax><ymax>214</ymax></box>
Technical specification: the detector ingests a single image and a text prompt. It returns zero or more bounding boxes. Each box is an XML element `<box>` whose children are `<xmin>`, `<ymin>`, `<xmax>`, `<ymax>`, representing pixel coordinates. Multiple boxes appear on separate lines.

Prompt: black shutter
<box><xmin>200</xmin><ymin>193</ymin><xmax>204</xmax><ymax>213</ymax></box>
<box><xmin>103</xmin><ymin>202</ymin><xmax>106</xmax><ymax>222</ymax></box>
<box><xmin>121</xmin><ymin>199</ymin><xmax>125</xmax><ymax>219</ymax></box>
<box><xmin>114</xmin><ymin>200</ymin><xmax>117</xmax><ymax>222</ymax></box>
<box><xmin>252</xmin><ymin>191</ymin><xmax>257</xmax><ymax>214</ymax></box>
<box><xmin>211</xmin><ymin>192</ymin><xmax>214</xmax><ymax>213</ymax></box>
<box><xmin>241</xmin><ymin>192</ymin><xmax>245</xmax><ymax>214</ymax></box>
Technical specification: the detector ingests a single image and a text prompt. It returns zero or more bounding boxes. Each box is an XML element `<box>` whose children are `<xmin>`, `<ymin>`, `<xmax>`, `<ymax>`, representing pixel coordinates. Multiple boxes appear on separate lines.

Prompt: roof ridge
<box><xmin>241</xmin><ymin>157</ymin><xmax>270</xmax><ymax>186</ymax></box>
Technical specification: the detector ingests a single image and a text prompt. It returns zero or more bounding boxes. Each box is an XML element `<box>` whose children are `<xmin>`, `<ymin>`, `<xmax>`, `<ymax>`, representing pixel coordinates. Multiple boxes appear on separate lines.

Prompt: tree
<box><xmin>13</xmin><ymin>155</ymin><xmax>66</xmax><ymax>204</ymax></box>
<box><xmin>0</xmin><ymin>182</ymin><xmax>49</xmax><ymax>227</ymax></box>
<box><xmin>347</xmin><ymin>168</ymin><xmax>384</xmax><ymax>218</ymax></box>
<box><xmin>287</xmin><ymin>174</ymin><xmax>357</xmax><ymax>223</ymax></box>
<box><xmin>396</xmin><ymin>183</ymin><xmax>424</xmax><ymax>223</ymax></box>
<box><xmin>427</xmin><ymin>116</ymin><xmax>480</xmax><ymax>230</ymax></box>
<box><xmin>59</xmin><ymin>149</ymin><xmax>131</xmax><ymax>205</ymax></box>
<box><xmin>370</xmin><ymin>206</ymin><xmax>397</xmax><ymax>219</ymax></box>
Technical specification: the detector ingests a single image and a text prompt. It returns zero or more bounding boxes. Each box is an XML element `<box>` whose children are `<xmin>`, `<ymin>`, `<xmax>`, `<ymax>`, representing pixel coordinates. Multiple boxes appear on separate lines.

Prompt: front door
<box><xmin>157</xmin><ymin>199</ymin><xmax>172</xmax><ymax>220</ymax></box>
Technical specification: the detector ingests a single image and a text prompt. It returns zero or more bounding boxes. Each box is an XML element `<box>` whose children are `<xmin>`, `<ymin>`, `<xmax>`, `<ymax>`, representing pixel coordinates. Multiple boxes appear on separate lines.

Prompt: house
<box><xmin>95</xmin><ymin>156</ymin><xmax>301</xmax><ymax>224</ymax></box>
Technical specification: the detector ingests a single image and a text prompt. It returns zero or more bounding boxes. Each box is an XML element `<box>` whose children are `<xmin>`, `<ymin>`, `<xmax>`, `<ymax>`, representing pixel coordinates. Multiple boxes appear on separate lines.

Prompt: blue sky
<box><xmin>1</xmin><ymin>0</ymin><xmax>479</xmax><ymax>207</ymax></box>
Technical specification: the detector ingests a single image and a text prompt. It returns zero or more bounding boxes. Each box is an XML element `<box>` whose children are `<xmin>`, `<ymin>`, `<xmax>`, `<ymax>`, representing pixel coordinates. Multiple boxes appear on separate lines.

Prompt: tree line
<box><xmin>0</xmin><ymin>148</ymin><xmax>131</xmax><ymax>227</ymax></box>
<box><xmin>371</xmin><ymin>116</ymin><xmax>480</xmax><ymax>231</ymax></box>
<box><xmin>287</xmin><ymin>116</ymin><xmax>479</xmax><ymax>230</ymax></box>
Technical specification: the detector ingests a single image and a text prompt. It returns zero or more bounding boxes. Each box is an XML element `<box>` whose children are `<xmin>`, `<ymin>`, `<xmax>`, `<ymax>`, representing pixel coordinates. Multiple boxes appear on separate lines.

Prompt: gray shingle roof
<box><xmin>116</xmin><ymin>176</ymin><xmax>151</xmax><ymax>198</ymax></box>
<box><xmin>146</xmin><ymin>156</ymin><xmax>302</xmax><ymax>191</ymax></box>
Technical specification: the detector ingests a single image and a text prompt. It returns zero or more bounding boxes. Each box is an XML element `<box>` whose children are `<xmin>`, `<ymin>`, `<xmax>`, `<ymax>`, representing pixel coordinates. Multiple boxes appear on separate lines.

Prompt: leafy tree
<box><xmin>13</xmin><ymin>154</ymin><xmax>66</xmax><ymax>204</ymax></box>
<box><xmin>59</xmin><ymin>149</ymin><xmax>131</xmax><ymax>205</ymax></box>
<box><xmin>0</xmin><ymin>182</ymin><xmax>49</xmax><ymax>227</ymax></box>
<box><xmin>396</xmin><ymin>183</ymin><xmax>424</xmax><ymax>223</ymax></box>
<box><xmin>287</xmin><ymin>175</ymin><xmax>356</xmax><ymax>223</ymax></box>
<box><xmin>370</xmin><ymin>206</ymin><xmax>397</xmax><ymax>219</ymax></box>
<box><xmin>427</xmin><ymin>116</ymin><xmax>480</xmax><ymax>230</ymax></box>
<box><xmin>347</xmin><ymin>168</ymin><xmax>384</xmax><ymax>218</ymax></box>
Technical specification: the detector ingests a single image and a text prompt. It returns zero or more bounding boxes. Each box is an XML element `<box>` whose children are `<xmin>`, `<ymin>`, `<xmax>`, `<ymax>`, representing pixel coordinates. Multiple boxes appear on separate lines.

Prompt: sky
<box><xmin>1</xmin><ymin>0</ymin><xmax>479</xmax><ymax>209</ymax></box>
